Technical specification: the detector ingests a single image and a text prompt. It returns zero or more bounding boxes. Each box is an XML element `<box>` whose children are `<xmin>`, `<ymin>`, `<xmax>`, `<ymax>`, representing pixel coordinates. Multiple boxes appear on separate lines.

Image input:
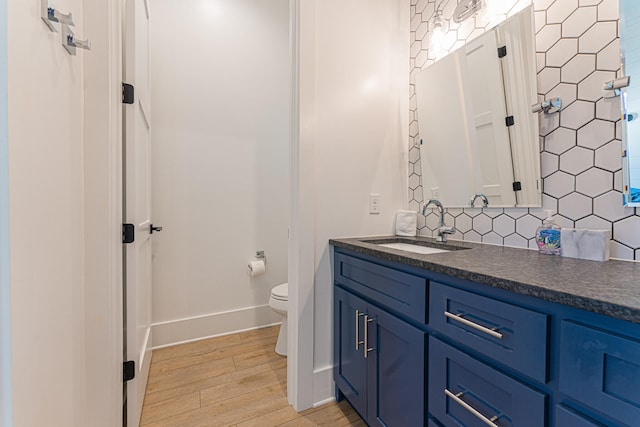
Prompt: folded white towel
<box><xmin>560</xmin><ymin>228</ymin><xmax>611</xmax><ymax>261</ymax></box>
<box><xmin>395</xmin><ymin>210</ymin><xmax>417</xmax><ymax>237</ymax></box>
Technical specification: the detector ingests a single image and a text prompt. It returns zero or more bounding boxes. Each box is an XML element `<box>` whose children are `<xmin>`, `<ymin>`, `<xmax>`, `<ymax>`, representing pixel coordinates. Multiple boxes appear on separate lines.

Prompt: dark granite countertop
<box><xmin>329</xmin><ymin>235</ymin><xmax>640</xmax><ymax>324</ymax></box>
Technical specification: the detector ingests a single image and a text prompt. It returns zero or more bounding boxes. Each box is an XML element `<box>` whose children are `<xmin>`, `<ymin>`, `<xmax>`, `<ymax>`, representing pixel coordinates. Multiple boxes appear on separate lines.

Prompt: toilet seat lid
<box><xmin>272</xmin><ymin>283</ymin><xmax>288</xmax><ymax>300</ymax></box>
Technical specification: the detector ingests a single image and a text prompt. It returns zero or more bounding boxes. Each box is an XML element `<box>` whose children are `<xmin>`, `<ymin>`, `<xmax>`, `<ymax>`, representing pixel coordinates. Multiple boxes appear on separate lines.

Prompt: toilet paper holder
<box><xmin>256</xmin><ymin>250</ymin><xmax>266</xmax><ymax>265</ymax></box>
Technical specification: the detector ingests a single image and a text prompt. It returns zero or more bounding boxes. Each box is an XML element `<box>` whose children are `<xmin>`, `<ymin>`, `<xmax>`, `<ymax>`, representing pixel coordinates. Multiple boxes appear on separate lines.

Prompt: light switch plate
<box><xmin>369</xmin><ymin>193</ymin><xmax>381</xmax><ymax>214</ymax></box>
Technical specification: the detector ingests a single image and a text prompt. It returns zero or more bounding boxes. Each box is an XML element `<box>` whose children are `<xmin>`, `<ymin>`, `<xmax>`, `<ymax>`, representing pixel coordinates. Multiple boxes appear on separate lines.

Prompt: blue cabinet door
<box><xmin>367</xmin><ymin>304</ymin><xmax>426</xmax><ymax>427</ymax></box>
<box><xmin>334</xmin><ymin>287</ymin><xmax>368</xmax><ymax>418</ymax></box>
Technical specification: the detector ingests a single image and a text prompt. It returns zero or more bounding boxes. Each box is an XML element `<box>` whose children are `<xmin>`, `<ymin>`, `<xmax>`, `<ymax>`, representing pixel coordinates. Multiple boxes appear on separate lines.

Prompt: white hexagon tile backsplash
<box><xmin>409</xmin><ymin>0</ymin><xmax>640</xmax><ymax>260</ymax></box>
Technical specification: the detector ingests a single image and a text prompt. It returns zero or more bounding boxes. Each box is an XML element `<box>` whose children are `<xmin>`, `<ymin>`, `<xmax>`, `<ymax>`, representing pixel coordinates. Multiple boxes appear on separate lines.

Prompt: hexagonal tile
<box><xmin>482</xmin><ymin>232</ymin><xmax>503</xmax><ymax>245</ymax></box>
<box><xmin>409</xmin><ymin>146</ymin><xmax>420</xmax><ymax>163</ymax></box>
<box><xmin>546</xmin><ymin>83</ymin><xmax>577</xmax><ymax>107</ymax></box>
<box><xmin>517</xmin><ymin>215</ymin><xmax>543</xmax><ymax>239</ymax></box>
<box><xmin>616</xmin><ymin>120</ymin><xmax>622</xmax><ymax>140</ymax></box>
<box><xmin>577</xmin><ymin>119</ymin><xmax>615</xmax><ymax>149</ymax></box>
<box><xmin>560</xmin><ymin>146</ymin><xmax>594</xmax><ymax>175</ymax></box>
<box><xmin>463</xmin><ymin>230</ymin><xmax>481</xmax><ymax>243</ymax></box>
<box><xmin>504</xmin><ymin>208</ymin><xmax>530</xmax><ymax>219</ymax></box>
<box><xmin>614</xmin><ymin>170</ymin><xmax>623</xmax><ymax>191</ymax></box>
<box><xmin>597</xmin><ymin>39</ymin><xmax>621</xmax><ymax>72</ymax></box>
<box><xmin>504</xmin><ymin>233</ymin><xmax>528</xmax><ymax>249</ymax></box>
<box><xmin>540</xmin><ymin>113</ymin><xmax>560</xmax><ymax>136</ymax></box>
<box><xmin>555</xmin><ymin>214</ymin><xmax>575</xmax><ymax>228</ymax></box>
<box><xmin>578</xmin><ymin>0</ymin><xmax>602</xmax><ymax>6</ymax></box>
<box><xmin>560</xmin><ymin>100</ymin><xmax>595</xmax><ymax>129</ymax></box>
<box><xmin>538</xmin><ymin>67</ymin><xmax>561</xmax><ymax>94</ymax></box>
<box><xmin>598</xmin><ymin>0</ymin><xmax>619</xmax><ymax>21</ymax></box>
<box><xmin>595</xmin><ymin>139</ymin><xmax>622</xmax><ymax>171</ymax></box>
<box><xmin>546</xmin><ymin>39</ymin><xmax>578</xmax><ymax>67</ymax></box>
<box><xmin>545</xmin><ymin>171</ymin><xmax>575</xmax><ymax>198</ymax></box>
<box><xmin>473</xmin><ymin>214</ymin><xmax>492</xmax><ymax>235</ymax></box>
<box><xmin>596</xmin><ymin>97</ymin><xmax>622</xmax><ymax>121</ymax></box>
<box><xmin>536</xmin><ymin>0</ymin><xmax>557</xmax><ymax>12</ymax></box>
<box><xmin>493</xmin><ymin>214</ymin><xmax>516</xmax><ymax>237</ymax></box>
<box><xmin>464</xmin><ymin>208</ymin><xmax>483</xmax><ymax>218</ymax></box>
<box><xmin>547</xmin><ymin>0</ymin><xmax>579</xmax><ymax>24</ymax></box>
<box><xmin>613</xmin><ymin>216</ymin><xmax>640</xmax><ymax>248</ymax></box>
<box><xmin>610</xmin><ymin>241</ymin><xmax>634</xmax><ymax>260</ymax></box>
<box><xmin>594</xmin><ymin>190</ymin><xmax>634</xmax><ymax>221</ymax></box>
<box><xmin>425</xmin><ymin>212</ymin><xmax>440</xmax><ymax>230</ymax></box>
<box><xmin>409</xmin><ymin>173</ymin><xmax>420</xmax><ymax>190</ymax></box>
<box><xmin>541</xmin><ymin>152</ymin><xmax>559</xmax><ymax>178</ymax></box>
<box><xmin>409</xmin><ymin>199</ymin><xmax>421</xmax><ymax>212</ymax></box>
<box><xmin>482</xmin><ymin>208</ymin><xmax>504</xmax><ymax>218</ymax></box>
<box><xmin>576</xmin><ymin>168</ymin><xmax>613</xmax><ymax>197</ymax></box>
<box><xmin>534</xmin><ymin>11</ymin><xmax>546</xmax><ymax>34</ymax></box>
<box><xmin>536</xmin><ymin>24</ymin><xmax>562</xmax><ymax>52</ymax></box>
<box><xmin>448</xmin><ymin>208</ymin><xmax>464</xmax><ymax>217</ymax></box>
<box><xmin>559</xmin><ymin>192</ymin><xmax>592</xmax><ymax>220</ymax></box>
<box><xmin>561</xmin><ymin>54</ymin><xmax>596</xmax><ymax>84</ymax></box>
<box><xmin>579</xmin><ymin>22</ymin><xmax>617</xmax><ymax>54</ymax></box>
<box><xmin>578</xmin><ymin>70</ymin><xmax>616</xmax><ymax>101</ymax></box>
<box><xmin>545</xmin><ymin>127</ymin><xmax>576</xmax><ymax>154</ymax></box>
<box><xmin>455</xmin><ymin>214</ymin><xmax>472</xmax><ymax>234</ymax></box>
<box><xmin>562</xmin><ymin>6</ymin><xmax>597</xmax><ymax>38</ymax></box>
<box><xmin>575</xmin><ymin>215</ymin><xmax>612</xmax><ymax>230</ymax></box>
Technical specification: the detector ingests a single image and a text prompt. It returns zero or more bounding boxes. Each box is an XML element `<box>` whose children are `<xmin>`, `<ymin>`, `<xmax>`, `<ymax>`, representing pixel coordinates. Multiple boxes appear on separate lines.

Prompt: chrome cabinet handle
<box><xmin>445</xmin><ymin>389</ymin><xmax>499</xmax><ymax>427</ymax></box>
<box><xmin>444</xmin><ymin>311</ymin><xmax>503</xmax><ymax>339</ymax></box>
<box><xmin>364</xmin><ymin>315</ymin><xmax>374</xmax><ymax>358</ymax></box>
<box><xmin>355</xmin><ymin>310</ymin><xmax>364</xmax><ymax>350</ymax></box>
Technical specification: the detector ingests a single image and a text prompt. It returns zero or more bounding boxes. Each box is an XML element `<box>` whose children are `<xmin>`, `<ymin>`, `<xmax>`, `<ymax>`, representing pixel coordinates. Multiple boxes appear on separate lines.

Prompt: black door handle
<box><xmin>150</xmin><ymin>224</ymin><xmax>163</xmax><ymax>234</ymax></box>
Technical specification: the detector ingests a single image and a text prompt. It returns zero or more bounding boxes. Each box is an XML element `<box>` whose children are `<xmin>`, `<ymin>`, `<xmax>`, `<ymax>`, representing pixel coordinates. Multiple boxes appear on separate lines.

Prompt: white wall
<box><xmin>292</xmin><ymin>0</ymin><xmax>409</xmax><ymax>407</ymax></box>
<box><xmin>149</xmin><ymin>0</ymin><xmax>290</xmax><ymax>346</ymax></box>
<box><xmin>7</xmin><ymin>0</ymin><xmax>87</xmax><ymax>425</ymax></box>
<box><xmin>0</xmin><ymin>0</ymin><xmax>11</xmax><ymax>424</ymax></box>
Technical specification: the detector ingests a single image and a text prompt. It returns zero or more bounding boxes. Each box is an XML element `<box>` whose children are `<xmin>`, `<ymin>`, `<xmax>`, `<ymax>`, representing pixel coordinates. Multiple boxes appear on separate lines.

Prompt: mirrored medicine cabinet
<box><xmin>415</xmin><ymin>6</ymin><xmax>541</xmax><ymax>208</ymax></box>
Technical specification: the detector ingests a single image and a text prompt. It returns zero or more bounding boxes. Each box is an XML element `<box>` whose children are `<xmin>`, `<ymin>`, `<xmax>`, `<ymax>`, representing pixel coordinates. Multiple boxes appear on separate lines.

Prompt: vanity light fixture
<box><xmin>453</xmin><ymin>0</ymin><xmax>483</xmax><ymax>24</ymax></box>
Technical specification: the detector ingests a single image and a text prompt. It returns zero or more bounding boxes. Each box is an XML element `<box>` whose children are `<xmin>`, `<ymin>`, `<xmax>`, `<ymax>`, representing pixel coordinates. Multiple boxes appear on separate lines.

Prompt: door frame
<box><xmin>0</xmin><ymin>0</ymin><xmax>12</xmax><ymax>422</ymax></box>
<box><xmin>83</xmin><ymin>0</ymin><xmax>125</xmax><ymax>425</ymax></box>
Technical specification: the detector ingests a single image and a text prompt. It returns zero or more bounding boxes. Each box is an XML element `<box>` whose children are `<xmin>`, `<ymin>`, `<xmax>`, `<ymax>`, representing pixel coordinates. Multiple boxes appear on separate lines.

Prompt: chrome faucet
<box><xmin>470</xmin><ymin>193</ymin><xmax>489</xmax><ymax>208</ymax></box>
<box><xmin>421</xmin><ymin>199</ymin><xmax>457</xmax><ymax>242</ymax></box>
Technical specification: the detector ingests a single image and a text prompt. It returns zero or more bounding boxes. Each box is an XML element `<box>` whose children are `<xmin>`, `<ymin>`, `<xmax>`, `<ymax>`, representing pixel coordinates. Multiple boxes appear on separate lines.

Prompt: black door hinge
<box><xmin>123</xmin><ymin>223</ymin><xmax>135</xmax><ymax>244</ymax></box>
<box><xmin>505</xmin><ymin>116</ymin><xmax>515</xmax><ymax>127</ymax></box>
<box><xmin>123</xmin><ymin>83</ymin><xmax>134</xmax><ymax>104</ymax></box>
<box><xmin>513</xmin><ymin>181</ymin><xmax>522</xmax><ymax>191</ymax></box>
<box><xmin>498</xmin><ymin>46</ymin><xmax>507</xmax><ymax>58</ymax></box>
<box><xmin>123</xmin><ymin>361</ymin><xmax>135</xmax><ymax>382</ymax></box>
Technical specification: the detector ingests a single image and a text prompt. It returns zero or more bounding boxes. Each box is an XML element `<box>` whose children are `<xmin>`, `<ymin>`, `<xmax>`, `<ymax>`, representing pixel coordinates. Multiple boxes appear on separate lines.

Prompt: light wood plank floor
<box><xmin>141</xmin><ymin>325</ymin><xmax>365</xmax><ymax>426</ymax></box>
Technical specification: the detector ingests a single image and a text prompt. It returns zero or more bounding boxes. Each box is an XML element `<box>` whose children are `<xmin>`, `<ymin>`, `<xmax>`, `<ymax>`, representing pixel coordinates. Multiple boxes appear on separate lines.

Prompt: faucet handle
<box><xmin>440</xmin><ymin>226</ymin><xmax>457</xmax><ymax>235</ymax></box>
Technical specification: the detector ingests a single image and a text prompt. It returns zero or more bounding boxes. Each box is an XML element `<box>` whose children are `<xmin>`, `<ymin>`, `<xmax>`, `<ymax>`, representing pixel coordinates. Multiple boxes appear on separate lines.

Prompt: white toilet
<box><xmin>269</xmin><ymin>283</ymin><xmax>288</xmax><ymax>356</ymax></box>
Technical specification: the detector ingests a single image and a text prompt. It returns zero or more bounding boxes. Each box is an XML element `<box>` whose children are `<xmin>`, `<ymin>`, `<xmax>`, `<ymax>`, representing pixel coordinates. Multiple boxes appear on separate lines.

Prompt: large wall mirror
<box><xmin>621</xmin><ymin>0</ymin><xmax>640</xmax><ymax>206</ymax></box>
<box><xmin>416</xmin><ymin>6</ymin><xmax>542</xmax><ymax>208</ymax></box>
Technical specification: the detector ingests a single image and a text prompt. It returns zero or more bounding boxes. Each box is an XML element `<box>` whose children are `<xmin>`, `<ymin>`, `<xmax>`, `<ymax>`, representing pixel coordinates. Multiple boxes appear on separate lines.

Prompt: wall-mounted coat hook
<box><xmin>531</xmin><ymin>97</ymin><xmax>562</xmax><ymax>114</ymax></box>
<box><xmin>62</xmin><ymin>25</ymin><xmax>91</xmax><ymax>56</ymax></box>
<box><xmin>603</xmin><ymin>76</ymin><xmax>630</xmax><ymax>99</ymax></box>
<box><xmin>41</xmin><ymin>0</ymin><xmax>74</xmax><ymax>32</ymax></box>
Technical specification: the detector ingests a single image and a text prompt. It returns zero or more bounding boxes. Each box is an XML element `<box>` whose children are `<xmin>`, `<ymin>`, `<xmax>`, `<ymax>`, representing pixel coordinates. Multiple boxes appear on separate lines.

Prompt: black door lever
<box><xmin>150</xmin><ymin>224</ymin><xmax>163</xmax><ymax>234</ymax></box>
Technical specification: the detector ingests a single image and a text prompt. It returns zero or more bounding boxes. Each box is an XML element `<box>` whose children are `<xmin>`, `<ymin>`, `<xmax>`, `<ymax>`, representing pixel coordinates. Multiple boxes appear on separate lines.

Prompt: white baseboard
<box><xmin>151</xmin><ymin>304</ymin><xmax>281</xmax><ymax>348</ymax></box>
<box><xmin>312</xmin><ymin>365</ymin><xmax>335</xmax><ymax>407</ymax></box>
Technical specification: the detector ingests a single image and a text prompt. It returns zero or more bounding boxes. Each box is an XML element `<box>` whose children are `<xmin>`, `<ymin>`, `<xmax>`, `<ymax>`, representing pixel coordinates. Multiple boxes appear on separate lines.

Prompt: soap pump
<box><xmin>535</xmin><ymin>210</ymin><xmax>561</xmax><ymax>255</ymax></box>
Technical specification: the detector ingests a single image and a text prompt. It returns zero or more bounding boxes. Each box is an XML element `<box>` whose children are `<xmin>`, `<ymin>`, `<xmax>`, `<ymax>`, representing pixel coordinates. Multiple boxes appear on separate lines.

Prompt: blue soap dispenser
<box><xmin>535</xmin><ymin>210</ymin><xmax>561</xmax><ymax>256</ymax></box>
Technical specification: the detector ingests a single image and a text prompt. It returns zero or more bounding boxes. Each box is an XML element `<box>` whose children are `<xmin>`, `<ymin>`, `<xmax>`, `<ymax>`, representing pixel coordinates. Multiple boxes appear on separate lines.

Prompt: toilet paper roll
<box><xmin>248</xmin><ymin>260</ymin><xmax>266</xmax><ymax>277</ymax></box>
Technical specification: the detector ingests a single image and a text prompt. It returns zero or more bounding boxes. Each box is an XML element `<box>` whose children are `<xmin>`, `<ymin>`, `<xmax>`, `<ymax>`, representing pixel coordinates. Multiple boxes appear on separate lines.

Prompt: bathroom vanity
<box><xmin>330</xmin><ymin>236</ymin><xmax>640</xmax><ymax>427</ymax></box>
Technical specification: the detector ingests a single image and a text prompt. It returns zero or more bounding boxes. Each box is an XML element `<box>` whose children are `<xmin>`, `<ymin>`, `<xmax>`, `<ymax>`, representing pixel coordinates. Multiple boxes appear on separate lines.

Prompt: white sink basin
<box><xmin>378</xmin><ymin>242</ymin><xmax>450</xmax><ymax>255</ymax></box>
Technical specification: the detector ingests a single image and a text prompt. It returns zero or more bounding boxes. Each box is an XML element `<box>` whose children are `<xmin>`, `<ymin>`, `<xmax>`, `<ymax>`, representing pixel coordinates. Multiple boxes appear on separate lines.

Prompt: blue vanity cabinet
<box><xmin>333</xmin><ymin>252</ymin><xmax>427</xmax><ymax>426</ymax></box>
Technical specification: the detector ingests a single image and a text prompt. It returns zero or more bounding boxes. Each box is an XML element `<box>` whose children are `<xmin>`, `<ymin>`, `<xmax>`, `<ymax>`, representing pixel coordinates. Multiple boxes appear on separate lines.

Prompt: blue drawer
<box><xmin>555</xmin><ymin>405</ymin><xmax>608</xmax><ymax>427</ymax></box>
<box><xmin>559</xmin><ymin>321</ymin><xmax>640</xmax><ymax>426</ymax></box>
<box><xmin>334</xmin><ymin>253</ymin><xmax>427</xmax><ymax>324</ymax></box>
<box><xmin>429</xmin><ymin>282</ymin><xmax>549</xmax><ymax>383</ymax></box>
<box><xmin>429</xmin><ymin>337</ymin><xmax>547</xmax><ymax>427</ymax></box>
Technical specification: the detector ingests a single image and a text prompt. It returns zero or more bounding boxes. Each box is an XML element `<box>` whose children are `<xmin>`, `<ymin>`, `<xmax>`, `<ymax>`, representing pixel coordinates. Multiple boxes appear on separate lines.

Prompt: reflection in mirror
<box><xmin>416</xmin><ymin>6</ymin><xmax>541</xmax><ymax>208</ymax></box>
<box><xmin>621</xmin><ymin>0</ymin><xmax>640</xmax><ymax>206</ymax></box>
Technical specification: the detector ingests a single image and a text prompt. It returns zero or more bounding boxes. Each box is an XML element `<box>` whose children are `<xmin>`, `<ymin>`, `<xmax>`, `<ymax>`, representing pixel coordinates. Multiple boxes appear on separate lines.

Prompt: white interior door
<box><xmin>124</xmin><ymin>0</ymin><xmax>153</xmax><ymax>426</ymax></box>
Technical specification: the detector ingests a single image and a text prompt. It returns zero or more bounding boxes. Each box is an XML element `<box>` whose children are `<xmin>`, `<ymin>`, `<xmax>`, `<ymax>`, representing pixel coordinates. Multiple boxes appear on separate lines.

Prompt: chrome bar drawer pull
<box><xmin>355</xmin><ymin>310</ymin><xmax>364</xmax><ymax>350</ymax></box>
<box><xmin>364</xmin><ymin>315</ymin><xmax>374</xmax><ymax>358</ymax></box>
<box><xmin>444</xmin><ymin>311</ymin><xmax>503</xmax><ymax>339</ymax></box>
<box><xmin>445</xmin><ymin>389</ymin><xmax>500</xmax><ymax>427</ymax></box>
